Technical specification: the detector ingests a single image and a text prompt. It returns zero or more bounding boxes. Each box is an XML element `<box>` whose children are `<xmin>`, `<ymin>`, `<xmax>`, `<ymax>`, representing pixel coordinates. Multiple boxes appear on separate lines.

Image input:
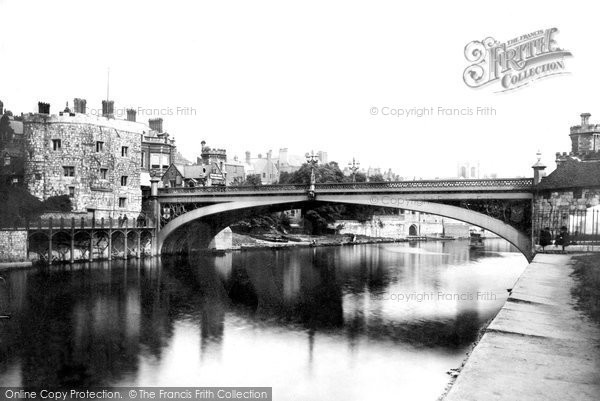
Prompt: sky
<box><xmin>0</xmin><ymin>0</ymin><xmax>597</xmax><ymax>179</ymax></box>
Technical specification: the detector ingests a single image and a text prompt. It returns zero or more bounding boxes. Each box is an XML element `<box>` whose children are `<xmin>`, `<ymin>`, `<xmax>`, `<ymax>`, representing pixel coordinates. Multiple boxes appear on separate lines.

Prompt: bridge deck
<box><xmin>157</xmin><ymin>178</ymin><xmax>535</xmax><ymax>202</ymax></box>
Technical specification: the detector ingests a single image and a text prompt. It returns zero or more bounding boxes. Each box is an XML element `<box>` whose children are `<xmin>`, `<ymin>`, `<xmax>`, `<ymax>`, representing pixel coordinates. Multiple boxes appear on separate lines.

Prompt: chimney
<box><xmin>126</xmin><ymin>109</ymin><xmax>137</xmax><ymax>122</ymax></box>
<box><xmin>38</xmin><ymin>102</ymin><xmax>50</xmax><ymax>114</ymax></box>
<box><xmin>73</xmin><ymin>98</ymin><xmax>87</xmax><ymax>114</ymax></box>
<box><xmin>267</xmin><ymin>150</ymin><xmax>272</xmax><ymax>161</ymax></box>
<box><xmin>102</xmin><ymin>100</ymin><xmax>114</xmax><ymax>118</ymax></box>
<box><xmin>149</xmin><ymin>118</ymin><xmax>163</xmax><ymax>133</ymax></box>
<box><xmin>279</xmin><ymin>148</ymin><xmax>288</xmax><ymax>164</ymax></box>
<box><xmin>532</xmin><ymin>151</ymin><xmax>547</xmax><ymax>185</ymax></box>
<box><xmin>0</xmin><ymin>100</ymin><xmax>3</xmax><ymax>115</ymax></box>
<box><xmin>581</xmin><ymin>113</ymin><xmax>591</xmax><ymax>126</ymax></box>
<box><xmin>245</xmin><ymin>151</ymin><xmax>251</xmax><ymax>164</ymax></box>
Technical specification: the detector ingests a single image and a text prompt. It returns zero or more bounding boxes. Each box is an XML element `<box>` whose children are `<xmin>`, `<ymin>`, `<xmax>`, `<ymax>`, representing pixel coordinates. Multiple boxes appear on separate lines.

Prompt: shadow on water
<box><xmin>0</xmin><ymin>240</ymin><xmax>526</xmax><ymax>388</ymax></box>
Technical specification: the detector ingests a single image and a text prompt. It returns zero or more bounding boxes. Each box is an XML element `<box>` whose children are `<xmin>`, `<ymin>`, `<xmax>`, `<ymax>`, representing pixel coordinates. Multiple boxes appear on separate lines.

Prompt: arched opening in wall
<box><xmin>140</xmin><ymin>231</ymin><xmax>153</xmax><ymax>257</ymax></box>
<box><xmin>52</xmin><ymin>232</ymin><xmax>71</xmax><ymax>262</ymax></box>
<box><xmin>409</xmin><ymin>224</ymin><xmax>418</xmax><ymax>236</ymax></box>
<box><xmin>94</xmin><ymin>231</ymin><xmax>109</xmax><ymax>259</ymax></box>
<box><xmin>28</xmin><ymin>232</ymin><xmax>49</xmax><ymax>263</ymax></box>
<box><xmin>74</xmin><ymin>231</ymin><xmax>93</xmax><ymax>261</ymax></box>
<box><xmin>111</xmin><ymin>231</ymin><xmax>126</xmax><ymax>259</ymax></box>
<box><xmin>127</xmin><ymin>231</ymin><xmax>138</xmax><ymax>257</ymax></box>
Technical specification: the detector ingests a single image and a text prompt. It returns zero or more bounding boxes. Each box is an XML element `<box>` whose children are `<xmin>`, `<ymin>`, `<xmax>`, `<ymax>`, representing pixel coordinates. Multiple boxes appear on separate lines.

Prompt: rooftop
<box><xmin>537</xmin><ymin>158</ymin><xmax>600</xmax><ymax>190</ymax></box>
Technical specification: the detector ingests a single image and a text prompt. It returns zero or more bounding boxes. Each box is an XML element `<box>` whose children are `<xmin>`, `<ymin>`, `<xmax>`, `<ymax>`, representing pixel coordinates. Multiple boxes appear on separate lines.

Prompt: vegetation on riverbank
<box><xmin>0</xmin><ymin>183</ymin><xmax>72</xmax><ymax>227</ymax></box>
<box><xmin>571</xmin><ymin>254</ymin><xmax>600</xmax><ymax>324</ymax></box>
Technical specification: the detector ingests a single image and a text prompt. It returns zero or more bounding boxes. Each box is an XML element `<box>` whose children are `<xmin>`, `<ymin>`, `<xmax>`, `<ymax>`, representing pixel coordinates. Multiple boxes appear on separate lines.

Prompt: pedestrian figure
<box><xmin>555</xmin><ymin>226</ymin><xmax>569</xmax><ymax>252</ymax></box>
<box><xmin>118</xmin><ymin>214</ymin><xmax>123</xmax><ymax>227</ymax></box>
<box><xmin>539</xmin><ymin>227</ymin><xmax>552</xmax><ymax>251</ymax></box>
<box><xmin>123</xmin><ymin>214</ymin><xmax>129</xmax><ymax>227</ymax></box>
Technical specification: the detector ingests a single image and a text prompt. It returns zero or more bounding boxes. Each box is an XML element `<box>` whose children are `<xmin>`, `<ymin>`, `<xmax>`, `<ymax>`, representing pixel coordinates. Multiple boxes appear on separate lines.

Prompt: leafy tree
<box><xmin>368</xmin><ymin>173</ymin><xmax>386</xmax><ymax>182</ymax></box>
<box><xmin>42</xmin><ymin>195</ymin><xmax>73</xmax><ymax>212</ymax></box>
<box><xmin>282</xmin><ymin>162</ymin><xmax>345</xmax><ymax>184</ymax></box>
<box><xmin>242</xmin><ymin>174</ymin><xmax>262</xmax><ymax>186</ymax></box>
<box><xmin>0</xmin><ymin>186</ymin><xmax>73</xmax><ymax>227</ymax></box>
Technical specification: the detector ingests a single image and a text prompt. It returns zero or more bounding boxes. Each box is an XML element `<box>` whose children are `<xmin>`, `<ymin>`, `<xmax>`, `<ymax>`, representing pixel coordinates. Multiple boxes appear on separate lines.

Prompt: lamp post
<box><xmin>305</xmin><ymin>150</ymin><xmax>319</xmax><ymax>199</ymax></box>
<box><xmin>348</xmin><ymin>157</ymin><xmax>360</xmax><ymax>183</ymax></box>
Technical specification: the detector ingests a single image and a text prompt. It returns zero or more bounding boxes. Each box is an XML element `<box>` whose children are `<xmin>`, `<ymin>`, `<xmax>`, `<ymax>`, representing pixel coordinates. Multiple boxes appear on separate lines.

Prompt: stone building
<box><xmin>139</xmin><ymin>116</ymin><xmax>177</xmax><ymax>188</ymax></box>
<box><xmin>23</xmin><ymin>101</ymin><xmax>145</xmax><ymax>220</ymax></box>
<box><xmin>534</xmin><ymin>113</ymin><xmax>600</xmax><ymax>239</ymax></box>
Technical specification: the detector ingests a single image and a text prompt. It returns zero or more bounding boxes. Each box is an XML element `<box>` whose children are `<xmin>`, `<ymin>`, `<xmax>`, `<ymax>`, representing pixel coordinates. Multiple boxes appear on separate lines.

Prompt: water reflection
<box><xmin>0</xmin><ymin>239</ymin><xmax>527</xmax><ymax>400</ymax></box>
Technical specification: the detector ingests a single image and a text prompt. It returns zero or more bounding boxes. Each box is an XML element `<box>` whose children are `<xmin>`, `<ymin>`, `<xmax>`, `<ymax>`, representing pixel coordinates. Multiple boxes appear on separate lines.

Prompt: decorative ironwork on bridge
<box><xmin>158</xmin><ymin>178</ymin><xmax>534</xmax><ymax>194</ymax></box>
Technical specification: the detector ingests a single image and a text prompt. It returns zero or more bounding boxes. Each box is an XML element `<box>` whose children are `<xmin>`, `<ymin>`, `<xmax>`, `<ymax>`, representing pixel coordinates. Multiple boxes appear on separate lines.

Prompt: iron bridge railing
<box><xmin>159</xmin><ymin>178</ymin><xmax>534</xmax><ymax>194</ymax></box>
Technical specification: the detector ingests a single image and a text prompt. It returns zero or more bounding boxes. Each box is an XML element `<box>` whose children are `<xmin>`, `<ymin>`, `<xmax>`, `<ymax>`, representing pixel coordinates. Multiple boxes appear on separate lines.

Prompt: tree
<box><xmin>281</xmin><ymin>162</ymin><xmax>346</xmax><ymax>184</ymax></box>
<box><xmin>242</xmin><ymin>174</ymin><xmax>262</xmax><ymax>186</ymax></box>
<box><xmin>368</xmin><ymin>173</ymin><xmax>386</xmax><ymax>182</ymax></box>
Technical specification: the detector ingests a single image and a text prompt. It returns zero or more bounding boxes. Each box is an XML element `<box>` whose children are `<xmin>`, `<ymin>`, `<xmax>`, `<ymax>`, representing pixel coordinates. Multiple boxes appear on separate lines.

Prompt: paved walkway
<box><xmin>445</xmin><ymin>253</ymin><xmax>600</xmax><ymax>401</ymax></box>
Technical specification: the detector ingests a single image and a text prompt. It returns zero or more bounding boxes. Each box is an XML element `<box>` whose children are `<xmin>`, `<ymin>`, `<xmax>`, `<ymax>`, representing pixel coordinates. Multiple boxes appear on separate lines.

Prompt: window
<box><xmin>262</xmin><ymin>172</ymin><xmax>266</xmax><ymax>178</ymax></box>
<box><xmin>573</xmin><ymin>189</ymin><xmax>583</xmax><ymax>199</ymax></box>
<box><xmin>68</xmin><ymin>187</ymin><xmax>75</xmax><ymax>197</ymax></box>
<box><xmin>35</xmin><ymin>173</ymin><xmax>42</xmax><ymax>180</ymax></box>
<box><xmin>52</xmin><ymin>139</ymin><xmax>61</xmax><ymax>151</ymax></box>
<box><xmin>543</xmin><ymin>192</ymin><xmax>551</xmax><ymax>199</ymax></box>
<box><xmin>3</xmin><ymin>154</ymin><xmax>10</xmax><ymax>166</ymax></box>
<box><xmin>96</xmin><ymin>141</ymin><xmax>104</xmax><ymax>152</ymax></box>
<box><xmin>121</xmin><ymin>176</ymin><xmax>128</xmax><ymax>186</ymax></box>
<box><xmin>100</xmin><ymin>168</ymin><xmax>108</xmax><ymax>179</ymax></box>
<box><xmin>118</xmin><ymin>197</ymin><xmax>127</xmax><ymax>208</ymax></box>
<box><xmin>121</xmin><ymin>146</ymin><xmax>128</xmax><ymax>157</ymax></box>
<box><xmin>141</xmin><ymin>151</ymin><xmax>145</xmax><ymax>167</ymax></box>
<box><xmin>63</xmin><ymin>166</ymin><xmax>75</xmax><ymax>177</ymax></box>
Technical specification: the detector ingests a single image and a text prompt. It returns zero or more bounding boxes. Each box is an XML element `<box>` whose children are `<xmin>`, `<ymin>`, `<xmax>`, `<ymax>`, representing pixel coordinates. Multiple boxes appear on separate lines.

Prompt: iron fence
<box><xmin>0</xmin><ymin>216</ymin><xmax>155</xmax><ymax>231</ymax></box>
<box><xmin>534</xmin><ymin>208</ymin><xmax>600</xmax><ymax>247</ymax></box>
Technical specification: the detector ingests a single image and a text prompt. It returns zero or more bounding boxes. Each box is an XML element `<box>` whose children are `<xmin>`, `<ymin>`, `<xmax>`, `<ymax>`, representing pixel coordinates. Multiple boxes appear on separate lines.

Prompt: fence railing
<box><xmin>159</xmin><ymin>178</ymin><xmax>535</xmax><ymax>194</ymax></box>
<box><xmin>534</xmin><ymin>208</ymin><xmax>600</xmax><ymax>247</ymax></box>
<box><xmin>0</xmin><ymin>216</ymin><xmax>155</xmax><ymax>231</ymax></box>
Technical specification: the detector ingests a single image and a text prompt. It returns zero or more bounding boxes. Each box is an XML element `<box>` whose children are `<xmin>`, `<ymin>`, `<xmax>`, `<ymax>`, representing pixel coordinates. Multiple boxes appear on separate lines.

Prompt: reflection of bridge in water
<box><xmin>154</xmin><ymin>178</ymin><xmax>535</xmax><ymax>260</ymax></box>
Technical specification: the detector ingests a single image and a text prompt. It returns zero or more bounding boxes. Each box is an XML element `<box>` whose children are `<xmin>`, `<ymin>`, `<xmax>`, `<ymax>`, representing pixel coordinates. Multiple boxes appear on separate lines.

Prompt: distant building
<box><xmin>0</xmin><ymin>103</ymin><xmax>25</xmax><ymax>186</ymax></box>
<box><xmin>245</xmin><ymin>150</ymin><xmax>279</xmax><ymax>184</ymax></box>
<box><xmin>140</xmin><ymin>116</ymin><xmax>177</xmax><ymax>189</ymax></box>
<box><xmin>556</xmin><ymin>112</ymin><xmax>600</xmax><ymax>166</ymax></box>
<box><xmin>457</xmin><ymin>161</ymin><xmax>480</xmax><ymax>179</ymax></box>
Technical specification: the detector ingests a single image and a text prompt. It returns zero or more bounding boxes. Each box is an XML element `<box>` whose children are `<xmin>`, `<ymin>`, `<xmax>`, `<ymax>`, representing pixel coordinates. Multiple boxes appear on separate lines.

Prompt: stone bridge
<box><xmin>153</xmin><ymin>178</ymin><xmax>535</xmax><ymax>261</ymax></box>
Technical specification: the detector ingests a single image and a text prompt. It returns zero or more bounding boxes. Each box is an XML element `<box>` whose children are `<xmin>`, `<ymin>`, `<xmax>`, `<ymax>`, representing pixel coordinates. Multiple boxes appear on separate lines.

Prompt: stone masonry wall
<box><xmin>23</xmin><ymin>113</ymin><xmax>144</xmax><ymax>219</ymax></box>
<box><xmin>0</xmin><ymin>230</ymin><xmax>28</xmax><ymax>262</ymax></box>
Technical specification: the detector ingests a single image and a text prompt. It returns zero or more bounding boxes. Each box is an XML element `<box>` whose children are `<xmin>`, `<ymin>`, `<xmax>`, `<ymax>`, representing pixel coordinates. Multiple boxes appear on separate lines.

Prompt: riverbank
<box><xmin>443</xmin><ymin>253</ymin><xmax>600</xmax><ymax>401</ymax></box>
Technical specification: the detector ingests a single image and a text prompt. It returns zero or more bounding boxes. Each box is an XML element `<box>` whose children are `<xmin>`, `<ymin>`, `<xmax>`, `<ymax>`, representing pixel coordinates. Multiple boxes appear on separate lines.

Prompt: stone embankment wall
<box><xmin>0</xmin><ymin>230</ymin><xmax>28</xmax><ymax>262</ymax></box>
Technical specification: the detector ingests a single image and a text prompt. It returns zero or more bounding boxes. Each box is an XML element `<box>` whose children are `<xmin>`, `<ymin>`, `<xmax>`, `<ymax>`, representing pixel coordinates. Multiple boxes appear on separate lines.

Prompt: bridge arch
<box><xmin>158</xmin><ymin>194</ymin><xmax>533</xmax><ymax>261</ymax></box>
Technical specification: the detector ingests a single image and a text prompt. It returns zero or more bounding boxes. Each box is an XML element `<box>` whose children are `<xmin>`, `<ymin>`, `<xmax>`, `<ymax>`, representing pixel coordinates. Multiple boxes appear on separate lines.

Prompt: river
<box><xmin>0</xmin><ymin>239</ymin><xmax>527</xmax><ymax>400</ymax></box>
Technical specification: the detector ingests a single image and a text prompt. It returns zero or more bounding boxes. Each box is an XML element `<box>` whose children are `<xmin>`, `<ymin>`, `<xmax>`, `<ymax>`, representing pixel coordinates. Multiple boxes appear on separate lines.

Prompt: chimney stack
<box><xmin>245</xmin><ymin>151</ymin><xmax>251</xmax><ymax>164</ymax></box>
<box><xmin>0</xmin><ymin>100</ymin><xmax>3</xmax><ymax>115</ymax></box>
<box><xmin>149</xmin><ymin>118</ymin><xmax>163</xmax><ymax>133</ymax></box>
<box><xmin>102</xmin><ymin>100</ymin><xmax>114</xmax><ymax>118</ymax></box>
<box><xmin>532</xmin><ymin>151</ymin><xmax>547</xmax><ymax>185</ymax></box>
<box><xmin>126</xmin><ymin>109</ymin><xmax>137</xmax><ymax>122</ymax></box>
<box><xmin>38</xmin><ymin>102</ymin><xmax>50</xmax><ymax>114</ymax></box>
<box><xmin>581</xmin><ymin>113</ymin><xmax>591</xmax><ymax>126</ymax></box>
<box><xmin>73</xmin><ymin>98</ymin><xmax>87</xmax><ymax>114</ymax></box>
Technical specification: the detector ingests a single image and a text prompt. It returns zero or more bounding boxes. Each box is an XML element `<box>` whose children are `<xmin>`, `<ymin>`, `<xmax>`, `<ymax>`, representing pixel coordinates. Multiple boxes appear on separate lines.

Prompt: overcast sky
<box><xmin>0</xmin><ymin>0</ymin><xmax>596</xmax><ymax>178</ymax></box>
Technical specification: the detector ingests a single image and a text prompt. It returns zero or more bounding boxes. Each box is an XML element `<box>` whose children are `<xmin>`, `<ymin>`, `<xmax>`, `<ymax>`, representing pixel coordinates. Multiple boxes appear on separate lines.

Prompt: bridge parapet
<box><xmin>158</xmin><ymin>178</ymin><xmax>534</xmax><ymax>196</ymax></box>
